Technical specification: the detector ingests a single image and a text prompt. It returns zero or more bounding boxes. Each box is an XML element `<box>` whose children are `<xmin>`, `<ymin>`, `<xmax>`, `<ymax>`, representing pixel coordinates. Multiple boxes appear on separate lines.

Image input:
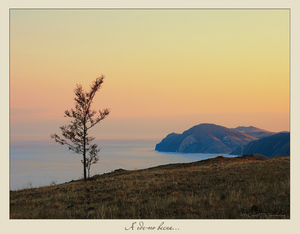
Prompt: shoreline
<box><xmin>10</xmin><ymin>153</ymin><xmax>277</xmax><ymax>192</ymax></box>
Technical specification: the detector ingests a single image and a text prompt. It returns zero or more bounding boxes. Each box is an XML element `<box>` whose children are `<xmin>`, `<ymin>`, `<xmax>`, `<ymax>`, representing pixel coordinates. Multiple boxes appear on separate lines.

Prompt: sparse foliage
<box><xmin>51</xmin><ymin>76</ymin><xmax>109</xmax><ymax>180</ymax></box>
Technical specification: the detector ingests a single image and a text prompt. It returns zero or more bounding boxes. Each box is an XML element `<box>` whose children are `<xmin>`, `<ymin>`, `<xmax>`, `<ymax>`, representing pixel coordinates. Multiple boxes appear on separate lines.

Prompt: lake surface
<box><xmin>10</xmin><ymin>138</ymin><xmax>238</xmax><ymax>190</ymax></box>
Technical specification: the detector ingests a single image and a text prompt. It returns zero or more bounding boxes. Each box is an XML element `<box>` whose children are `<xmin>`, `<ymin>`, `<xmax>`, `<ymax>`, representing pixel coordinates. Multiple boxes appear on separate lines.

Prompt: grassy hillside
<box><xmin>10</xmin><ymin>156</ymin><xmax>290</xmax><ymax>219</ymax></box>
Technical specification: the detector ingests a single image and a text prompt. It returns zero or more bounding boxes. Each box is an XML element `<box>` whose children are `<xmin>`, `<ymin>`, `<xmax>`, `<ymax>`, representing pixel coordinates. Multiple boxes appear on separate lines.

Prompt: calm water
<box><xmin>10</xmin><ymin>139</ymin><xmax>237</xmax><ymax>190</ymax></box>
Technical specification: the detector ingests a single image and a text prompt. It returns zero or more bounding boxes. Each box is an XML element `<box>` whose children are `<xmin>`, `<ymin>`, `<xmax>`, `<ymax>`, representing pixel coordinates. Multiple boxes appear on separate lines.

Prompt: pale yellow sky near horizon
<box><xmin>10</xmin><ymin>9</ymin><xmax>290</xmax><ymax>141</ymax></box>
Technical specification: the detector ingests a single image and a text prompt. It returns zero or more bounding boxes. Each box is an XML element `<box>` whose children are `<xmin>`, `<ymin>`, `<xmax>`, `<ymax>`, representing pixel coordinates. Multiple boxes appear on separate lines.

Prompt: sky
<box><xmin>10</xmin><ymin>9</ymin><xmax>290</xmax><ymax>143</ymax></box>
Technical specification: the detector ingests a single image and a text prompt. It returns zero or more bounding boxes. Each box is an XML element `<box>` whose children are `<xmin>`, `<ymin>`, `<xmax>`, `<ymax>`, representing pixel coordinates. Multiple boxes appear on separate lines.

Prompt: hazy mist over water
<box><xmin>10</xmin><ymin>138</ymin><xmax>237</xmax><ymax>190</ymax></box>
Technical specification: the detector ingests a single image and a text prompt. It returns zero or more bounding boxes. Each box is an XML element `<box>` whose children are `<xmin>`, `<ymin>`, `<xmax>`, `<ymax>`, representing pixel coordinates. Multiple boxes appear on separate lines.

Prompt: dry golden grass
<box><xmin>10</xmin><ymin>156</ymin><xmax>290</xmax><ymax>219</ymax></box>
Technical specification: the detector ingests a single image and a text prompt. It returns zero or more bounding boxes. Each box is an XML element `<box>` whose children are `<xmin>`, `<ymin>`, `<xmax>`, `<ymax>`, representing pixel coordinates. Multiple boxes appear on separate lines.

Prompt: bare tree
<box><xmin>51</xmin><ymin>76</ymin><xmax>109</xmax><ymax>180</ymax></box>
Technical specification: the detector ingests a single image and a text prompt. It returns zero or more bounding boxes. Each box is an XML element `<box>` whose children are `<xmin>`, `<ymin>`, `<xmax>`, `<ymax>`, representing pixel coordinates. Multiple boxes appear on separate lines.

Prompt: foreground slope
<box><xmin>155</xmin><ymin>123</ymin><xmax>257</xmax><ymax>153</ymax></box>
<box><xmin>10</xmin><ymin>156</ymin><xmax>290</xmax><ymax>219</ymax></box>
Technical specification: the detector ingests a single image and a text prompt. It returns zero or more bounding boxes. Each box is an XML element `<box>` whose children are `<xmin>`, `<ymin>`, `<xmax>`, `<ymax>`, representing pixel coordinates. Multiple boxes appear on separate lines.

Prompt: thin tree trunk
<box><xmin>83</xmin><ymin>122</ymin><xmax>87</xmax><ymax>181</ymax></box>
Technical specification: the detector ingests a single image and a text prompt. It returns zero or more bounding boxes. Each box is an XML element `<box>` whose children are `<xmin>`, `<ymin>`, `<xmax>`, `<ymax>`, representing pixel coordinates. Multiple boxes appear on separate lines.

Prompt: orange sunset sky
<box><xmin>10</xmin><ymin>9</ymin><xmax>290</xmax><ymax>142</ymax></box>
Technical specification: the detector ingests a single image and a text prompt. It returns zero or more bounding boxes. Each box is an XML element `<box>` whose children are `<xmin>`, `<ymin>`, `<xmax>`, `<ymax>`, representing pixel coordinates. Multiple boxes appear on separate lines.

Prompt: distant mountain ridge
<box><xmin>232</xmin><ymin>126</ymin><xmax>275</xmax><ymax>139</ymax></box>
<box><xmin>230</xmin><ymin>132</ymin><xmax>290</xmax><ymax>157</ymax></box>
<box><xmin>156</xmin><ymin>123</ymin><xmax>290</xmax><ymax>157</ymax></box>
<box><xmin>155</xmin><ymin>123</ymin><xmax>257</xmax><ymax>154</ymax></box>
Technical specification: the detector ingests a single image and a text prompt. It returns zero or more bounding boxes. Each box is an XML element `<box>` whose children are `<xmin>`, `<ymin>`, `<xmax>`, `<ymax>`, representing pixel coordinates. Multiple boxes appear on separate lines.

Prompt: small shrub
<box><xmin>52</xmin><ymin>202</ymin><xmax>62</xmax><ymax>208</ymax></box>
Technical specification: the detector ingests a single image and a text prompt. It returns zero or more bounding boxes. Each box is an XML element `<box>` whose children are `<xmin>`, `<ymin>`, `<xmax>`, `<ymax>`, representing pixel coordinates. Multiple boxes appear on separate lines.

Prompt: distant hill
<box><xmin>233</xmin><ymin>126</ymin><xmax>275</xmax><ymax>139</ymax></box>
<box><xmin>155</xmin><ymin>123</ymin><xmax>257</xmax><ymax>154</ymax></box>
<box><xmin>230</xmin><ymin>132</ymin><xmax>290</xmax><ymax>157</ymax></box>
